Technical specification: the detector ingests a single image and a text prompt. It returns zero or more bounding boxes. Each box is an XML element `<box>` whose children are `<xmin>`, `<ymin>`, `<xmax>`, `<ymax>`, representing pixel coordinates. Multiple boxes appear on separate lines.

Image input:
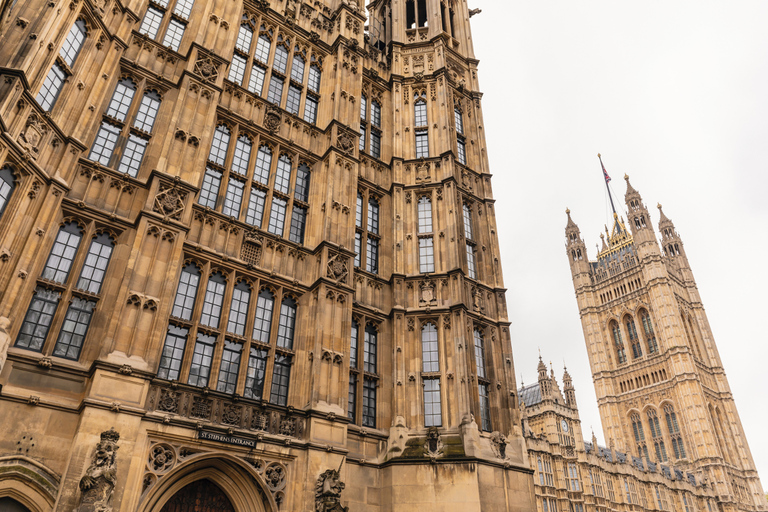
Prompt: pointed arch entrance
<box><xmin>138</xmin><ymin>452</ymin><xmax>277</xmax><ymax>512</ymax></box>
<box><xmin>160</xmin><ymin>479</ymin><xmax>234</xmax><ymax>512</ymax></box>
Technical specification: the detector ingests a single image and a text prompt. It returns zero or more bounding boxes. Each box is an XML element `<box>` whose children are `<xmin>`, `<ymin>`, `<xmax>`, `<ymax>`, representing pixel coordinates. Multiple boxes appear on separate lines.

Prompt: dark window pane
<box><xmin>253</xmin><ymin>145</ymin><xmax>272</xmax><ymax>184</ymax></box>
<box><xmin>294</xmin><ymin>164</ymin><xmax>310</xmax><ymax>202</ymax></box>
<box><xmin>200</xmin><ymin>272</ymin><xmax>226</xmax><ymax>328</ymax></box>
<box><xmin>362</xmin><ymin>377</ymin><xmax>376</xmax><ymax>427</ymax></box>
<box><xmin>171</xmin><ymin>264</ymin><xmax>200</xmax><ymax>320</ymax></box>
<box><xmin>252</xmin><ymin>289</ymin><xmax>274</xmax><ymax>343</ymax></box>
<box><xmin>244</xmin><ymin>347</ymin><xmax>268</xmax><ymax>399</ymax></box>
<box><xmin>363</xmin><ymin>324</ymin><xmax>377</xmax><ymax>373</ymax></box>
<box><xmin>157</xmin><ymin>324</ymin><xmax>188</xmax><ymax>380</ymax></box>
<box><xmin>52</xmin><ymin>298</ymin><xmax>96</xmax><ymax>360</ymax></box>
<box><xmin>474</xmin><ymin>329</ymin><xmax>486</xmax><ymax>379</ymax></box>
<box><xmin>216</xmin><ymin>340</ymin><xmax>241</xmax><ymax>394</ymax></box>
<box><xmin>269</xmin><ymin>354</ymin><xmax>291</xmax><ymax>406</ymax></box>
<box><xmin>199</xmin><ymin>167</ymin><xmax>222</xmax><ymax>208</ymax></box>
<box><xmin>188</xmin><ymin>333</ymin><xmax>216</xmax><ymax>387</ymax></box>
<box><xmin>15</xmin><ymin>287</ymin><xmax>61</xmax><ymax>351</ymax></box>
<box><xmin>288</xmin><ymin>206</ymin><xmax>306</xmax><ymax>244</ymax></box>
<box><xmin>227</xmin><ymin>281</ymin><xmax>250</xmax><ymax>336</ymax></box>
<box><xmin>276</xmin><ymin>297</ymin><xmax>296</xmax><ymax>349</ymax></box>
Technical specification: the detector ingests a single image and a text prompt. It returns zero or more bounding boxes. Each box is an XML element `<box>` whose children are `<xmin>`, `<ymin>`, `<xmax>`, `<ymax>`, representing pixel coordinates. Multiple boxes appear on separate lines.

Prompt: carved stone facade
<box><xmin>565</xmin><ymin>178</ymin><xmax>766</xmax><ymax>512</ymax></box>
<box><xmin>0</xmin><ymin>0</ymin><xmax>532</xmax><ymax>511</ymax></box>
<box><xmin>520</xmin><ymin>359</ymin><xmax>721</xmax><ymax>512</ymax></box>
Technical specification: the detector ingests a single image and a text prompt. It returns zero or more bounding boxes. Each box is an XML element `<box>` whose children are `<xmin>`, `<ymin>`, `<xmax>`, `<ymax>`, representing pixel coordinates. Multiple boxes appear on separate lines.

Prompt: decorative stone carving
<box><xmin>315</xmin><ymin>467</ymin><xmax>349</xmax><ymax>512</ymax></box>
<box><xmin>153</xmin><ymin>186</ymin><xmax>186</xmax><ymax>220</ymax></box>
<box><xmin>18</xmin><ymin>113</ymin><xmax>49</xmax><ymax>157</ymax></box>
<box><xmin>326</xmin><ymin>251</ymin><xmax>349</xmax><ymax>284</ymax></box>
<box><xmin>0</xmin><ymin>317</ymin><xmax>10</xmax><ymax>373</ymax></box>
<box><xmin>423</xmin><ymin>426</ymin><xmax>444</xmax><ymax>458</ymax></box>
<box><xmin>241</xmin><ymin>231</ymin><xmax>263</xmax><ymax>266</ymax></box>
<box><xmin>76</xmin><ymin>428</ymin><xmax>120</xmax><ymax>512</ymax></box>
<box><xmin>336</xmin><ymin>130</ymin><xmax>355</xmax><ymax>155</ymax></box>
<box><xmin>148</xmin><ymin>443</ymin><xmax>175</xmax><ymax>473</ymax></box>
<box><xmin>490</xmin><ymin>431</ymin><xmax>508</xmax><ymax>460</ymax></box>
<box><xmin>419</xmin><ymin>280</ymin><xmax>436</xmax><ymax>306</ymax></box>
<box><xmin>193</xmin><ymin>55</ymin><xmax>219</xmax><ymax>82</ymax></box>
<box><xmin>264</xmin><ymin>105</ymin><xmax>282</xmax><ymax>133</ymax></box>
<box><xmin>472</xmin><ymin>286</ymin><xmax>485</xmax><ymax>313</ymax></box>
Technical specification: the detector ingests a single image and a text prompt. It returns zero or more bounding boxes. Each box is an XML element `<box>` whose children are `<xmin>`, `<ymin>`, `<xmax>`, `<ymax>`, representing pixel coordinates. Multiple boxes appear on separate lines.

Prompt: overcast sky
<box><xmin>469</xmin><ymin>1</ymin><xmax>768</xmax><ymax>484</ymax></box>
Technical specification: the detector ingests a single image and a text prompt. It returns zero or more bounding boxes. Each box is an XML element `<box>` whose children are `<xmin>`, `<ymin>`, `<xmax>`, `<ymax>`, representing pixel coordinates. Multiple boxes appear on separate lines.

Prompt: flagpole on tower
<box><xmin>598</xmin><ymin>153</ymin><xmax>618</xmax><ymax>216</ymax></box>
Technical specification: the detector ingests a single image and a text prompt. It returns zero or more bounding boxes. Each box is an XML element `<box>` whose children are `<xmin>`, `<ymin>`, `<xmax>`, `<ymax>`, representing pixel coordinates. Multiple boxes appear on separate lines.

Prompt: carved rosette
<box><xmin>264</xmin><ymin>105</ymin><xmax>282</xmax><ymax>133</ymax></box>
<box><xmin>326</xmin><ymin>251</ymin><xmax>349</xmax><ymax>284</ymax></box>
<box><xmin>153</xmin><ymin>186</ymin><xmax>186</xmax><ymax>220</ymax></box>
<box><xmin>336</xmin><ymin>130</ymin><xmax>355</xmax><ymax>155</ymax></box>
<box><xmin>194</xmin><ymin>54</ymin><xmax>219</xmax><ymax>82</ymax></box>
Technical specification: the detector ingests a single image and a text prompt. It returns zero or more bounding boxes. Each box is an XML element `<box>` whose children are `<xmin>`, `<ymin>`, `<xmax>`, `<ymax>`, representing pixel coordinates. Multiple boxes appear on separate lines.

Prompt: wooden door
<box><xmin>160</xmin><ymin>479</ymin><xmax>236</xmax><ymax>512</ymax></box>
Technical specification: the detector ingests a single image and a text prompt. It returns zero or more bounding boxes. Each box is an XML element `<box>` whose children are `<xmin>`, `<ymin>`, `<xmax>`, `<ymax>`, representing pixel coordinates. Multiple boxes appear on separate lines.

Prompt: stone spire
<box><xmin>563</xmin><ymin>365</ymin><xmax>577</xmax><ymax>409</ymax></box>
<box><xmin>538</xmin><ymin>356</ymin><xmax>551</xmax><ymax>399</ymax></box>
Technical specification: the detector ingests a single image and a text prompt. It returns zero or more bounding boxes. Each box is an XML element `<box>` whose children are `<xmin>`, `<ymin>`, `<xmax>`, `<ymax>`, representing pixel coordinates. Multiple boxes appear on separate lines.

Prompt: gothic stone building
<box><xmin>0</xmin><ymin>0</ymin><xmax>535</xmax><ymax>510</ymax></box>
<box><xmin>564</xmin><ymin>177</ymin><xmax>766</xmax><ymax>512</ymax></box>
<box><xmin>521</xmin><ymin>356</ymin><xmax>722</xmax><ymax>512</ymax></box>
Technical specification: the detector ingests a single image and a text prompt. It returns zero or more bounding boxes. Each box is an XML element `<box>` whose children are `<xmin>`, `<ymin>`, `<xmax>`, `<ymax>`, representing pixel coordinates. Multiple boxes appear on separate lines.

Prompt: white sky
<box><xmin>470</xmin><ymin>1</ymin><xmax>768</xmax><ymax>484</ymax></box>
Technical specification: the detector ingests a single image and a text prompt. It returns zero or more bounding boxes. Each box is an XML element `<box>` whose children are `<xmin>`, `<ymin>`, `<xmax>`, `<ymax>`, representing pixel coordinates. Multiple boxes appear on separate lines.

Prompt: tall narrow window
<box><xmin>222</xmin><ymin>179</ymin><xmax>244</xmax><ymax>217</ymax></box>
<box><xmin>626</xmin><ymin>316</ymin><xmax>642</xmax><ymax>359</ymax></box>
<box><xmin>631</xmin><ymin>413</ymin><xmax>649</xmax><ymax>460</ymax></box>
<box><xmin>157</xmin><ymin>325</ymin><xmax>189</xmax><ymax>380</ymax></box>
<box><xmin>473</xmin><ymin>328</ymin><xmax>486</xmax><ymax>378</ymax></box>
<box><xmin>227</xmin><ymin>281</ymin><xmax>251</xmax><ymax>336</ymax></box>
<box><xmin>462</xmin><ymin>204</ymin><xmax>473</xmax><ymax>240</ymax></box>
<box><xmin>366</xmin><ymin>237</ymin><xmax>378</xmax><ymax>273</ymax></box>
<box><xmin>172</xmin><ymin>264</ymin><xmax>201</xmax><ymax>320</ymax></box>
<box><xmin>200</xmin><ymin>272</ymin><xmax>226</xmax><ymax>329</ymax></box>
<box><xmin>356</xmin><ymin>190</ymin><xmax>381</xmax><ymax>274</ymax></box>
<box><xmin>478</xmin><ymin>383</ymin><xmax>491</xmax><ymax>431</ymax></box>
<box><xmin>294</xmin><ymin>163</ymin><xmax>311</xmax><ymax>202</ymax></box>
<box><xmin>640</xmin><ymin>309</ymin><xmax>658</xmax><ymax>354</ymax></box>
<box><xmin>36</xmin><ymin>20</ymin><xmax>87</xmax><ymax>111</ymax></box>
<box><xmin>42</xmin><ymin>222</ymin><xmax>83</xmax><ymax>284</ymax></box>
<box><xmin>423</xmin><ymin>378</ymin><xmax>442</xmax><ymax>427</ymax></box>
<box><xmin>245</xmin><ymin>189</ymin><xmax>266</xmax><ymax>227</ymax></box>
<box><xmin>455</xmin><ymin>107</ymin><xmax>466</xmax><ymax>165</ymax></box>
<box><xmin>414</xmin><ymin>94</ymin><xmax>429</xmax><ymax>158</ymax></box>
<box><xmin>466</xmin><ymin>244</ymin><xmax>476</xmax><ymax>279</ymax></box>
<box><xmin>0</xmin><ymin>166</ymin><xmax>15</xmax><ymax>219</ymax></box>
<box><xmin>364</xmin><ymin>324</ymin><xmax>377</xmax><ymax>373</ymax></box>
<box><xmin>418</xmin><ymin>196</ymin><xmax>432</xmax><ymax>233</ymax></box>
<box><xmin>244</xmin><ymin>348</ymin><xmax>268</xmax><ymax>399</ymax></box>
<box><xmin>208</xmin><ymin>125</ymin><xmax>231</xmax><ymax>166</ymax></box>
<box><xmin>274</xmin><ymin>155</ymin><xmax>292</xmax><ymax>194</ymax></box>
<box><xmin>362</xmin><ymin>377</ymin><xmax>377</xmax><ymax>427</ymax></box>
<box><xmin>199</xmin><ymin>168</ymin><xmax>222</xmax><ymax>209</ymax></box>
<box><xmin>254</xmin><ymin>145</ymin><xmax>272</xmax><ymax>184</ymax></box>
<box><xmin>216</xmin><ymin>341</ymin><xmax>241</xmax><ymax>393</ymax></box>
<box><xmin>665</xmin><ymin>404</ymin><xmax>687</xmax><ymax>459</ymax></box>
<box><xmin>421</xmin><ymin>322</ymin><xmax>439</xmax><ymax>372</ymax></box>
<box><xmin>231</xmin><ymin>136</ymin><xmax>252</xmax><ymax>175</ymax></box>
<box><xmin>267</xmin><ymin>197</ymin><xmax>287</xmax><ymax>235</ymax></box>
<box><xmin>270</xmin><ymin>353</ymin><xmax>291</xmax><ymax>406</ymax></box>
<box><xmin>648</xmin><ymin>409</ymin><xmax>668</xmax><ymax>462</ymax></box>
<box><xmin>611</xmin><ymin>320</ymin><xmax>626</xmax><ymax>364</ymax></box>
<box><xmin>367</xmin><ymin>198</ymin><xmax>379</xmax><ymax>234</ymax></box>
<box><xmin>348</xmin><ymin>374</ymin><xmax>357</xmax><ymax>421</ymax></box>
<box><xmin>253</xmin><ymin>289</ymin><xmax>275</xmax><ymax>343</ymax></box>
<box><xmin>276</xmin><ymin>297</ymin><xmax>297</xmax><ymax>349</ymax></box>
<box><xmin>188</xmin><ymin>333</ymin><xmax>215</xmax><ymax>387</ymax></box>
<box><xmin>419</xmin><ymin>237</ymin><xmax>434</xmax><ymax>273</ymax></box>
<box><xmin>350</xmin><ymin>320</ymin><xmax>359</xmax><ymax>368</ymax></box>
<box><xmin>289</xmin><ymin>206</ymin><xmax>307</xmax><ymax>244</ymax></box>
<box><xmin>16</xmin><ymin>287</ymin><xmax>61</xmax><ymax>351</ymax></box>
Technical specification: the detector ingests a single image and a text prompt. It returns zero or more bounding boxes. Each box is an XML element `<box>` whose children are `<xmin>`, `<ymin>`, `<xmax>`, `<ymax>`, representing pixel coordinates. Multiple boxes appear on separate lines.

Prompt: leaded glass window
<box><xmin>289</xmin><ymin>206</ymin><xmax>306</xmax><ymax>244</ymax></box>
<box><xmin>188</xmin><ymin>333</ymin><xmax>215</xmax><ymax>387</ymax></box>
<box><xmin>418</xmin><ymin>196</ymin><xmax>432</xmax><ymax>233</ymax></box>
<box><xmin>252</xmin><ymin>289</ymin><xmax>274</xmax><ymax>343</ymax></box>
<box><xmin>245</xmin><ymin>189</ymin><xmax>266</xmax><ymax>226</ymax></box>
<box><xmin>424</xmin><ymin>378</ymin><xmax>442</xmax><ymax>427</ymax></box>
<box><xmin>267</xmin><ymin>197</ymin><xmax>287</xmax><ymax>235</ymax></box>
<box><xmin>200</xmin><ymin>272</ymin><xmax>226</xmax><ymax>329</ymax></box>
<box><xmin>42</xmin><ymin>222</ymin><xmax>82</xmax><ymax>284</ymax></box>
<box><xmin>227</xmin><ymin>281</ymin><xmax>250</xmax><ymax>336</ymax></box>
<box><xmin>76</xmin><ymin>233</ymin><xmax>114</xmax><ymax>294</ymax></box>
<box><xmin>421</xmin><ymin>322</ymin><xmax>439</xmax><ymax>372</ymax></box>
<box><xmin>270</xmin><ymin>354</ymin><xmax>291</xmax><ymax>406</ymax></box>
<box><xmin>171</xmin><ymin>264</ymin><xmax>200</xmax><ymax>320</ymax></box>
<box><xmin>208</xmin><ymin>125</ymin><xmax>230</xmax><ymax>166</ymax></box>
<box><xmin>478</xmin><ymin>383</ymin><xmax>491</xmax><ymax>431</ymax></box>
<box><xmin>295</xmin><ymin>164</ymin><xmax>310</xmax><ymax>202</ymax></box>
<box><xmin>274</xmin><ymin>155</ymin><xmax>292</xmax><ymax>194</ymax></box>
<box><xmin>216</xmin><ymin>341</ymin><xmax>241</xmax><ymax>393</ymax></box>
<box><xmin>222</xmin><ymin>178</ymin><xmax>244</xmax><ymax>218</ymax></box>
<box><xmin>276</xmin><ymin>297</ymin><xmax>296</xmax><ymax>349</ymax></box>
<box><xmin>364</xmin><ymin>324</ymin><xmax>377</xmax><ymax>373</ymax></box>
<box><xmin>254</xmin><ymin>145</ymin><xmax>272</xmax><ymax>184</ymax></box>
<box><xmin>362</xmin><ymin>377</ymin><xmax>376</xmax><ymax>427</ymax></box>
<box><xmin>244</xmin><ymin>348</ymin><xmax>268</xmax><ymax>399</ymax></box>
<box><xmin>419</xmin><ymin>237</ymin><xmax>434</xmax><ymax>273</ymax></box>
<box><xmin>157</xmin><ymin>325</ymin><xmax>188</xmax><ymax>380</ymax></box>
<box><xmin>16</xmin><ymin>287</ymin><xmax>61</xmax><ymax>351</ymax></box>
<box><xmin>53</xmin><ymin>298</ymin><xmax>96</xmax><ymax>359</ymax></box>
<box><xmin>291</xmin><ymin>52</ymin><xmax>305</xmax><ymax>82</ymax></box>
<box><xmin>199</xmin><ymin>167</ymin><xmax>222</xmax><ymax>208</ymax></box>
<box><xmin>231</xmin><ymin>136</ymin><xmax>252</xmax><ymax>175</ymax></box>
<box><xmin>474</xmin><ymin>328</ymin><xmax>486</xmax><ymax>378</ymax></box>
<box><xmin>0</xmin><ymin>166</ymin><xmax>15</xmax><ymax>219</ymax></box>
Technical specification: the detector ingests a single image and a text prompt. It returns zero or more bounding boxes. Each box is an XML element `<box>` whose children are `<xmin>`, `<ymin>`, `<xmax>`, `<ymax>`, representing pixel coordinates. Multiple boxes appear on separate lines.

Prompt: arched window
<box><xmin>231</xmin><ymin>135</ymin><xmax>252</xmax><ymax>175</ymax></box>
<box><xmin>626</xmin><ymin>315</ymin><xmax>642</xmax><ymax>359</ymax></box>
<box><xmin>227</xmin><ymin>280</ymin><xmax>251</xmax><ymax>336</ymax></box>
<box><xmin>276</xmin><ymin>297</ymin><xmax>297</xmax><ymax>349</ymax></box>
<box><xmin>610</xmin><ymin>320</ymin><xmax>626</xmax><ymax>364</ymax></box>
<box><xmin>252</xmin><ymin>289</ymin><xmax>275</xmax><ymax>343</ymax></box>
<box><xmin>0</xmin><ymin>166</ymin><xmax>16</xmax><ymax>220</ymax></box>
<box><xmin>631</xmin><ymin>413</ymin><xmax>649</xmax><ymax>460</ymax></box>
<box><xmin>664</xmin><ymin>404</ymin><xmax>686</xmax><ymax>459</ymax></box>
<box><xmin>253</xmin><ymin>144</ymin><xmax>272</xmax><ymax>184</ymax></box>
<box><xmin>274</xmin><ymin>154</ymin><xmax>292</xmax><ymax>194</ymax></box>
<box><xmin>75</xmin><ymin>232</ymin><xmax>114</xmax><ymax>295</ymax></box>
<box><xmin>200</xmin><ymin>272</ymin><xmax>226</xmax><ymax>329</ymax></box>
<box><xmin>37</xmin><ymin>19</ymin><xmax>87</xmax><ymax>111</ymax></box>
<box><xmin>171</xmin><ymin>264</ymin><xmax>201</xmax><ymax>319</ymax></box>
<box><xmin>208</xmin><ymin>125</ymin><xmax>231</xmax><ymax>166</ymax></box>
<box><xmin>418</xmin><ymin>196</ymin><xmax>432</xmax><ymax>233</ymax></box>
<box><xmin>421</xmin><ymin>322</ymin><xmax>439</xmax><ymax>372</ymax></box>
<box><xmin>647</xmin><ymin>409</ymin><xmax>667</xmax><ymax>462</ymax></box>
<box><xmin>639</xmin><ymin>309</ymin><xmax>657</xmax><ymax>354</ymax></box>
<box><xmin>291</xmin><ymin>50</ymin><xmax>305</xmax><ymax>82</ymax></box>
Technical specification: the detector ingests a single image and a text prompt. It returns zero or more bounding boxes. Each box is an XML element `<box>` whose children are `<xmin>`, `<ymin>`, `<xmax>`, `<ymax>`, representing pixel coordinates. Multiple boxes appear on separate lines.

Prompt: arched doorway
<box><xmin>160</xmin><ymin>479</ymin><xmax>234</xmax><ymax>512</ymax></box>
<box><xmin>0</xmin><ymin>497</ymin><xmax>32</xmax><ymax>512</ymax></box>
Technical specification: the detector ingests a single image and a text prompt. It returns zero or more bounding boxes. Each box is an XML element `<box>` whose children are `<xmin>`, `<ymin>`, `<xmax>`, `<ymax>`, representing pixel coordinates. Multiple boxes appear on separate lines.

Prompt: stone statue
<box><xmin>77</xmin><ymin>428</ymin><xmax>120</xmax><ymax>512</ymax></box>
<box><xmin>0</xmin><ymin>316</ymin><xmax>10</xmax><ymax>374</ymax></box>
<box><xmin>315</xmin><ymin>466</ymin><xmax>348</xmax><ymax>512</ymax></box>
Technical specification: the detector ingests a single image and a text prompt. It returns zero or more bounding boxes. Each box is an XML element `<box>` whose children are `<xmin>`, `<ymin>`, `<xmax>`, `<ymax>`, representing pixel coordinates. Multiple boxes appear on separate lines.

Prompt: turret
<box><xmin>565</xmin><ymin>209</ymin><xmax>591</xmax><ymax>285</ymax></box>
<box><xmin>538</xmin><ymin>356</ymin><xmax>551</xmax><ymax>399</ymax></box>
<box><xmin>623</xmin><ymin>175</ymin><xmax>660</xmax><ymax>258</ymax></box>
<box><xmin>563</xmin><ymin>366</ymin><xmax>577</xmax><ymax>410</ymax></box>
<box><xmin>658</xmin><ymin>204</ymin><xmax>689</xmax><ymax>263</ymax></box>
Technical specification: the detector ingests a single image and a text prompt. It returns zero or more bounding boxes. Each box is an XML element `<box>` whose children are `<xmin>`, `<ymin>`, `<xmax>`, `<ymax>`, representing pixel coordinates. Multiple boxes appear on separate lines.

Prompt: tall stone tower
<box><xmin>0</xmin><ymin>0</ymin><xmax>533</xmax><ymax>510</ymax></box>
<box><xmin>565</xmin><ymin>174</ymin><xmax>765</xmax><ymax>512</ymax></box>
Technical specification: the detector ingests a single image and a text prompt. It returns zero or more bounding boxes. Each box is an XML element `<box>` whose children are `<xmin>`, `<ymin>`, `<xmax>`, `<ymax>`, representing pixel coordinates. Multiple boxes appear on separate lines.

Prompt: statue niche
<box><xmin>315</xmin><ymin>467</ymin><xmax>348</xmax><ymax>512</ymax></box>
<box><xmin>77</xmin><ymin>428</ymin><xmax>120</xmax><ymax>512</ymax></box>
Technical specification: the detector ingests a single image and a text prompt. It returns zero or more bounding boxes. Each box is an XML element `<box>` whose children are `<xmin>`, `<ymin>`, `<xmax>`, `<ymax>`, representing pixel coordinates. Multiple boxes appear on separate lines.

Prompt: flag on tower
<box><xmin>599</xmin><ymin>153</ymin><xmax>611</xmax><ymax>183</ymax></box>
